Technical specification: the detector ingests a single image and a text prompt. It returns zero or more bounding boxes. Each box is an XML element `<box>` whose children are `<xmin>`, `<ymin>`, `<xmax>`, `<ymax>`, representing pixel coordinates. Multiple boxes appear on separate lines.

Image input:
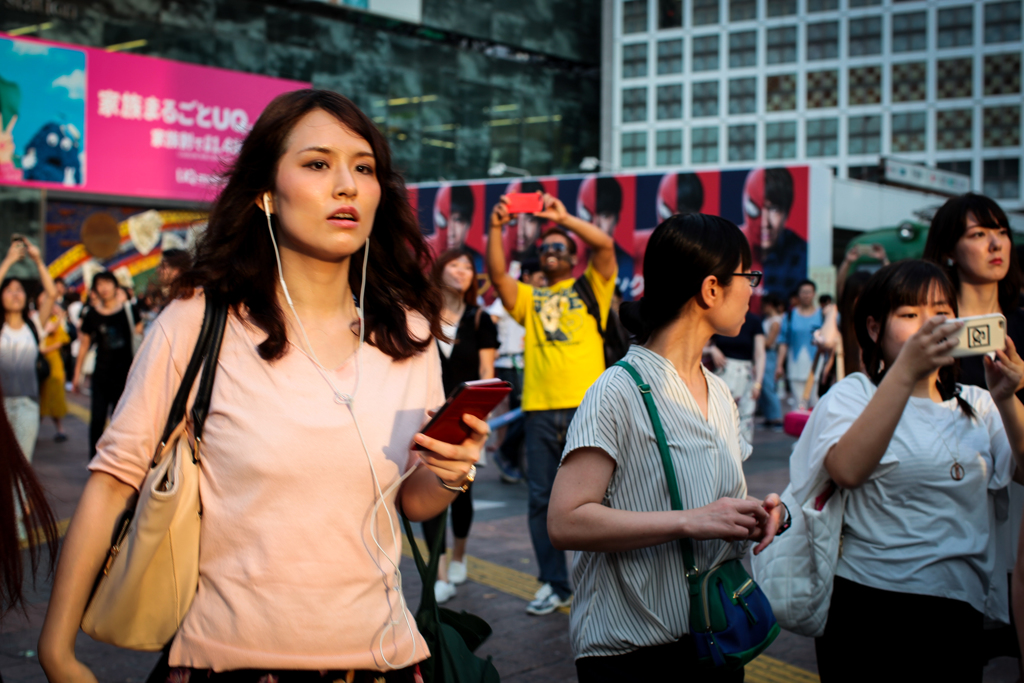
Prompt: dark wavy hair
<box><xmin>0</xmin><ymin>379</ymin><xmax>59</xmax><ymax>617</ymax></box>
<box><xmin>923</xmin><ymin>193</ymin><xmax>1021</xmax><ymax>315</ymax></box>
<box><xmin>854</xmin><ymin>260</ymin><xmax>974</xmax><ymax>418</ymax></box>
<box><xmin>620</xmin><ymin>213</ymin><xmax>751</xmax><ymax>344</ymax></box>
<box><xmin>432</xmin><ymin>248</ymin><xmax>479</xmax><ymax>308</ymax></box>
<box><xmin>172</xmin><ymin>89</ymin><xmax>443</xmax><ymax>361</ymax></box>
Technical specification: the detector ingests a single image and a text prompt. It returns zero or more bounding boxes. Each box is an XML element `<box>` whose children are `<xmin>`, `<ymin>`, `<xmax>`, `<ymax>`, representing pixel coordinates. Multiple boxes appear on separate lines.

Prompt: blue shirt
<box><xmin>779</xmin><ymin>307</ymin><xmax>823</xmax><ymax>379</ymax></box>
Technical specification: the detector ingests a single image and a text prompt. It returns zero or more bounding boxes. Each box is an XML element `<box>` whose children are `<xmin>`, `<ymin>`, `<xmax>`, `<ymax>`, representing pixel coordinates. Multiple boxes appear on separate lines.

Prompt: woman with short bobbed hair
<box><xmin>548</xmin><ymin>212</ymin><xmax>785</xmax><ymax>681</ymax></box>
<box><xmin>39</xmin><ymin>89</ymin><xmax>487</xmax><ymax>683</ymax></box>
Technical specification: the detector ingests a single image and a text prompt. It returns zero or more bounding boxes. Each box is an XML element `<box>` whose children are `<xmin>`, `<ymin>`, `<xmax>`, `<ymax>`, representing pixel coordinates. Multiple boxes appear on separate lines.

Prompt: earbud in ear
<box><xmin>263</xmin><ymin>193</ymin><xmax>272</xmax><ymax>217</ymax></box>
<box><xmin>946</xmin><ymin>257</ymin><xmax>955</xmax><ymax>267</ymax></box>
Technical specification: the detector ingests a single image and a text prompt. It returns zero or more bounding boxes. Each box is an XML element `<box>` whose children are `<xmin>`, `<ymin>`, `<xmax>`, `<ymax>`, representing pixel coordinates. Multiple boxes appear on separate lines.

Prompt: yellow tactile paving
<box><xmin>400</xmin><ymin>534</ymin><xmax>821</xmax><ymax>682</ymax></box>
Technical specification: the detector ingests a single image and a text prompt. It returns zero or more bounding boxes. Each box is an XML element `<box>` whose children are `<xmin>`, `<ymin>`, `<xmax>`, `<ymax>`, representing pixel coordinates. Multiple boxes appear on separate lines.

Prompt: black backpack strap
<box><xmin>573</xmin><ymin>274</ymin><xmax>604</xmax><ymax>337</ymax></box>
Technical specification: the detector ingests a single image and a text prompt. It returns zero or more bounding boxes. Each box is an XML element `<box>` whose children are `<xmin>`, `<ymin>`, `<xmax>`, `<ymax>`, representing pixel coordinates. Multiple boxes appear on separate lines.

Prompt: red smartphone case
<box><xmin>414</xmin><ymin>380</ymin><xmax>513</xmax><ymax>449</ymax></box>
<box><xmin>505</xmin><ymin>192</ymin><xmax>544</xmax><ymax>214</ymax></box>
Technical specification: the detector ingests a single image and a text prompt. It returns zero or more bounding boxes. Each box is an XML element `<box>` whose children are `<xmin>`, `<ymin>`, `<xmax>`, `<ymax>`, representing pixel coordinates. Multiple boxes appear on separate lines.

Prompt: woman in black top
<box><xmin>923</xmin><ymin>192</ymin><xmax>1024</xmax><ymax>664</ymax></box>
<box><xmin>424</xmin><ymin>248</ymin><xmax>498</xmax><ymax>603</ymax></box>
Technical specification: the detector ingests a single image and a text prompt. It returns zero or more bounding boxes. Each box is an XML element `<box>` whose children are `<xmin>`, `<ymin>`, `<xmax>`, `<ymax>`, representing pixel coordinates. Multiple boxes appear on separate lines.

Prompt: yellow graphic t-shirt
<box><xmin>509</xmin><ymin>263</ymin><xmax>617</xmax><ymax>412</ymax></box>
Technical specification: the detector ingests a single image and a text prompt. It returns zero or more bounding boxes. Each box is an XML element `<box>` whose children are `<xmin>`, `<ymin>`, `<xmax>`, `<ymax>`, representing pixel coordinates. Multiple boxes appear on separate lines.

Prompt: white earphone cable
<box><xmin>263</xmin><ymin>196</ymin><xmax>418</xmax><ymax>668</ymax></box>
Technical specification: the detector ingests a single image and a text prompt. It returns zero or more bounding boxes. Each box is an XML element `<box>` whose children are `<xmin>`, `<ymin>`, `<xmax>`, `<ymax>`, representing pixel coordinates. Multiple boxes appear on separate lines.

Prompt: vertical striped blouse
<box><xmin>560</xmin><ymin>344</ymin><xmax>753</xmax><ymax>660</ymax></box>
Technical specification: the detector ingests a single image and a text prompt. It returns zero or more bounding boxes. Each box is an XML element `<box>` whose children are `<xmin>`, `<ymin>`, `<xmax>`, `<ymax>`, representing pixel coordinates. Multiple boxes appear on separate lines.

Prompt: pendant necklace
<box><xmin>911</xmin><ymin>398</ymin><xmax>965</xmax><ymax>481</ymax></box>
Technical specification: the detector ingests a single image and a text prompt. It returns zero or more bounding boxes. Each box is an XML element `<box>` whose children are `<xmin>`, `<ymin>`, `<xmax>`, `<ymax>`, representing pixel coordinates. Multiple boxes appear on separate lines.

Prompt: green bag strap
<box><xmin>401</xmin><ymin>509</ymin><xmax>449</xmax><ymax>612</ymax></box>
<box><xmin>614</xmin><ymin>360</ymin><xmax>700</xmax><ymax>582</ymax></box>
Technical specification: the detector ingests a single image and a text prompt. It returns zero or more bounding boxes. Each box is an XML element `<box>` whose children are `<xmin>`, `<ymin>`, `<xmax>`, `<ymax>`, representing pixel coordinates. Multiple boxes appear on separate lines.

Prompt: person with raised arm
<box><xmin>487</xmin><ymin>191</ymin><xmax>616</xmax><ymax>615</ymax></box>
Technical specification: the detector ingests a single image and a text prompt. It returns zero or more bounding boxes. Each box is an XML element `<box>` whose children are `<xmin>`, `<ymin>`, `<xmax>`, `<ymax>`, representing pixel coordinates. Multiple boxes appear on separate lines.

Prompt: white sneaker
<box><xmin>434</xmin><ymin>580</ymin><xmax>457</xmax><ymax>604</ymax></box>
<box><xmin>526</xmin><ymin>582</ymin><xmax>571</xmax><ymax>615</ymax></box>
<box><xmin>449</xmin><ymin>559</ymin><xmax>468</xmax><ymax>585</ymax></box>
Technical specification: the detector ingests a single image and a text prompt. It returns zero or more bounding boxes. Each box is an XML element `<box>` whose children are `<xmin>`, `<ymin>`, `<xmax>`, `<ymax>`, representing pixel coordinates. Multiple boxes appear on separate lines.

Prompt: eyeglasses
<box><xmin>733</xmin><ymin>271</ymin><xmax>763</xmax><ymax>287</ymax></box>
<box><xmin>539</xmin><ymin>242</ymin><xmax>569</xmax><ymax>254</ymax></box>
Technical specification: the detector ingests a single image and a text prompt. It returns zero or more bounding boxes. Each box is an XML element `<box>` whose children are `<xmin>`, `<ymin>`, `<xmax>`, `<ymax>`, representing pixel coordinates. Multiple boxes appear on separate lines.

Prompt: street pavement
<box><xmin>3</xmin><ymin>401</ymin><xmax>1021</xmax><ymax>682</ymax></box>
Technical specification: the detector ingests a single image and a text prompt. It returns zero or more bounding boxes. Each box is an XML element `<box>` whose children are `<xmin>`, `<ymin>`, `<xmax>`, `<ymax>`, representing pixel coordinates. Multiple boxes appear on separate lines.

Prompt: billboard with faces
<box><xmin>408</xmin><ymin>165</ymin><xmax>824</xmax><ymax>310</ymax></box>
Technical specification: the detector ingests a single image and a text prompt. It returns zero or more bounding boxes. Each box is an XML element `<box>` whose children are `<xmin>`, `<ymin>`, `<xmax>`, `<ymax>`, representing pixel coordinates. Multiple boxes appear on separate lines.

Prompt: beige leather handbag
<box><xmin>81</xmin><ymin>296</ymin><xmax>227</xmax><ymax>651</ymax></box>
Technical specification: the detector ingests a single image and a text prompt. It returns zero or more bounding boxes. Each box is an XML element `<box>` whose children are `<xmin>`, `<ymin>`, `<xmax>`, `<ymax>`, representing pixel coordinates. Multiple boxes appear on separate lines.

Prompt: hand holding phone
<box><xmin>948</xmin><ymin>313</ymin><xmax>1007</xmax><ymax>358</ymax></box>
<box><xmin>414</xmin><ymin>379</ymin><xmax>512</xmax><ymax>450</ymax></box>
<box><xmin>504</xmin><ymin>192</ymin><xmax>544</xmax><ymax>215</ymax></box>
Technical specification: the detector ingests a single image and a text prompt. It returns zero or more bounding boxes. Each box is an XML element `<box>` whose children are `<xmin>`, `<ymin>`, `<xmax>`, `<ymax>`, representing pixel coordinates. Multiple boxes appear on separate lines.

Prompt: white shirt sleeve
<box><xmin>960</xmin><ymin>385</ymin><xmax>1015</xmax><ymax>490</ymax></box>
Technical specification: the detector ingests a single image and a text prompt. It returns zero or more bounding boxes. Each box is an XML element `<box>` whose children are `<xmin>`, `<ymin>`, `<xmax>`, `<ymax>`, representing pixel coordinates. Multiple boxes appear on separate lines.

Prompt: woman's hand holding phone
<box><xmin>891</xmin><ymin>315</ymin><xmax>963</xmax><ymax>384</ymax></box>
<box><xmin>984</xmin><ymin>336</ymin><xmax>1024</xmax><ymax>402</ymax></box>
<box><xmin>413</xmin><ymin>413</ymin><xmax>488</xmax><ymax>489</ymax></box>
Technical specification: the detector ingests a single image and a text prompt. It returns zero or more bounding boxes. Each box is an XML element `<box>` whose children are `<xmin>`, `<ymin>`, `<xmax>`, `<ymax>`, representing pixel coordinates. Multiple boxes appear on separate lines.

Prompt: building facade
<box><xmin>605</xmin><ymin>0</ymin><xmax>1024</xmax><ymax>210</ymax></box>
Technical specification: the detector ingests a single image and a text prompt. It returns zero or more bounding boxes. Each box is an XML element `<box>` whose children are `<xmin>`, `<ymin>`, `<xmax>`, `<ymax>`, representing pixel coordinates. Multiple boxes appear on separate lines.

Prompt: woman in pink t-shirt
<box><xmin>39</xmin><ymin>90</ymin><xmax>487</xmax><ymax>683</ymax></box>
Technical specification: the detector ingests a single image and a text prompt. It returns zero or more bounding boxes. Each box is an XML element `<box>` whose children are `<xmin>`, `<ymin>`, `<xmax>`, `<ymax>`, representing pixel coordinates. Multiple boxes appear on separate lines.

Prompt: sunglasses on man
<box><xmin>539</xmin><ymin>242</ymin><xmax>570</xmax><ymax>255</ymax></box>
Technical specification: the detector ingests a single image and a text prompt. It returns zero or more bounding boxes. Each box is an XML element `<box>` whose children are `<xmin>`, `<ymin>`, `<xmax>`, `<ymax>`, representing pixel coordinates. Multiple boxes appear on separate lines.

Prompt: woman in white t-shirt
<box><xmin>0</xmin><ymin>237</ymin><xmax>58</xmax><ymax>461</ymax></box>
<box><xmin>810</xmin><ymin>260</ymin><xmax>1024</xmax><ymax>681</ymax></box>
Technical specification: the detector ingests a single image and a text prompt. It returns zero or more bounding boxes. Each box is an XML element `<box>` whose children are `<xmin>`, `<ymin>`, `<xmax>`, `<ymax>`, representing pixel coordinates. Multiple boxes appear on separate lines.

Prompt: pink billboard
<box><xmin>0</xmin><ymin>33</ymin><xmax>307</xmax><ymax>202</ymax></box>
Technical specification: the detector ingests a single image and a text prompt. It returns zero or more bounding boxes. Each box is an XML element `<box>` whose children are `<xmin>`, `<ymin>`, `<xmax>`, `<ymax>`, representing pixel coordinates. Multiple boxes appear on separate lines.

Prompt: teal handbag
<box><xmin>401</xmin><ymin>512</ymin><xmax>500</xmax><ymax>683</ymax></box>
<box><xmin>615</xmin><ymin>360</ymin><xmax>780</xmax><ymax>670</ymax></box>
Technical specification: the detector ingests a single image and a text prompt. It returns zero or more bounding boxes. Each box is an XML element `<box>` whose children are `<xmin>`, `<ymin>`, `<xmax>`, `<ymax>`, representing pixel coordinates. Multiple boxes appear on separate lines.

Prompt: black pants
<box><xmin>421</xmin><ymin>482</ymin><xmax>473</xmax><ymax>556</ymax></box>
<box><xmin>146</xmin><ymin>646</ymin><xmax>417</xmax><ymax>683</ymax></box>
<box><xmin>89</xmin><ymin>373</ymin><xmax>127</xmax><ymax>459</ymax></box>
<box><xmin>815</xmin><ymin>576</ymin><xmax>983</xmax><ymax>682</ymax></box>
<box><xmin>496</xmin><ymin>366</ymin><xmax>524</xmax><ymax>468</ymax></box>
<box><xmin>576</xmin><ymin>637</ymin><xmax>745</xmax><ymax>682</ymax></box>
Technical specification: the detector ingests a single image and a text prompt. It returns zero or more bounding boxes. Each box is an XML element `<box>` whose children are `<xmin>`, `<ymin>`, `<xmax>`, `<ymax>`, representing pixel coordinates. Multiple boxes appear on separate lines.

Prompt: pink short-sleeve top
<box><xmin>89</xmin><ymin>292</ymin><xmax>443</xmax><ymax>672</ymax></box>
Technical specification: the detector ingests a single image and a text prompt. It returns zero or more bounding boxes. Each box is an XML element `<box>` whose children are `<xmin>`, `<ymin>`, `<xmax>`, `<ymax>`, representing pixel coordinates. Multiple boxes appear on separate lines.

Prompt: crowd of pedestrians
<box><xmin>3</xmin><ymin>88</ymin><xmax>1024</xmax><ymax>683</ymax></box>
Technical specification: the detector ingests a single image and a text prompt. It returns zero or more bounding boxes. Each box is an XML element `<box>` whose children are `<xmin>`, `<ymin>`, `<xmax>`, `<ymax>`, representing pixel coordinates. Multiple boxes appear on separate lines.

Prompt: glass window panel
<box><xmin>693</xmin><ymin>34</ymin><xmax>720</xmax><ymax>71</ymax></box>
<box><xmin>623</xmin><ymin>0</ymin><xmax>649</xmax><ymax>34</ymax></box>
<box><xmin>693</xmin><ymin>0</ymin><xmax>720</xmax><ymax>26</ymax></box>
<box><xmin>623</xmin><ymin>43</ymin><xmax>649</xmax><ymax>79</ymax></box>
<box><xmin>767</xmin><ymin>0</ymin><xmax>796</xmax><ymax>17</ymax></box>
<box><xmin>985</xmin><ymin>2</ymin><xmax>1023</xmax><ymax>44</ymax></box>
<box><xmin>691</xmin><ymin>126</ymin><xmax>720</xmax><ymax>163</ymax></box>
<box><xmin>766</xmin><ymin>73</ymin><xmax>797</xmax><ymax>111</ymax></box>
<box><xmin>657</xmin><ymin>84</ymin><xmax>683</xmax><ymax>119</ymax></box>
<box><xmin>728</xmin><ymin>77</ymin><xmax>756</xmax><ymax>114</ymax></box>
<box><xmin>806</xmin><ymin>117</ymin><xmax>839</xmax><ymax>157</ymax></box>
<box><xmin>767</xmin><ymin>26</ymin><xmax>797</xmax><ymax>65</ymax></box>
<box><xmin>807</xmin><ymin>21</ymin><xmax>839</xmax><ymax>61</ymax></box>
<box><xmin>729</xmin><ymin>0</ymin><xmax>757</xmax><ymax>21</ymax></box>
<box><xmin>691</xmin><ymin>80</ymin><xmax>720</xmax><ymax>117</ymax></box>
<box><xmin>728</xmin><ymin>124</ymin><xmax>756</xmax><ymax>161</ymax></box>
<box><xmin>765</xmin><ymin>121</ymin><xmax>796</xmax><ymax>159</ymax></box>
<box><xmin>807</xmin><ymin>0</ymin><xmax>838</xmax><ymax>11</ymax></box>
<box><xmin>936</xmin><ymin>109</ymin><xmax>973</xmax><ymax>150</ymax></box>
<box><xmin>659</xmin><ymin>0</ymin><xmax>683</xmax><ymax>28</ymax></box>
<box><xmin>621</xmin><ymin>131</ymin><xmax>648</xmax><ymax>167</ymax></box>
<box><xmin>729</xmin><ymin>30</ymin><xmax>757</xmax><ymax>68</ymax></box>
<box><xmin>622</xmin><ymin>87</ymin><xmax>648</xmax><ymax>122</ymax></box>
<box><xmin>657</xmin><ymin>39</ymin><xmax>684</xmax><ymax>74</ymax></box>
<box><xmin>892</xmin><ymin>12</ymin><xmax>927</xmax><ymax>53</ymax></box>
<box><xmin>849</xmin><ymin>17</ymin><xmax>882</xmax><ymax>57</ymax></box>
<box><xmin>938</xmin><ymin>6</ymin><xmax>974</xmax><ymax>48</ymax></box>
<box><xmin>848</xmin><ymin>115</ymin><xmax>881</xmax><ymax>155</ymax></box>
<box><xmin>656</xmin><ymin>129</ymin><xmax>683</xmax><ymax>165</ymax></box>
<box><xmin>983</xmin><ymin>158</ymin><xmax>1020</xmax><ymax>198</ymax></box>
<box><xmin>892</xmin><ymin>111</ymin><xmax>927</xmax><ymax>152</ymax></box>
<box><xmin>984</xmin><ymin>106</ymin><xmax>1021</xmax><ymax>147</ymax></box>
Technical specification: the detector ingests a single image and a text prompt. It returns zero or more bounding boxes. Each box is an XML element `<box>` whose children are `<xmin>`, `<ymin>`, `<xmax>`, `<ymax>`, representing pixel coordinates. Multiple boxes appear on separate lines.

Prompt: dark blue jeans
<box><xmin>524</xmin><ymin>407</ymin><xmax>576</xmax><ymax>600</ymax></box>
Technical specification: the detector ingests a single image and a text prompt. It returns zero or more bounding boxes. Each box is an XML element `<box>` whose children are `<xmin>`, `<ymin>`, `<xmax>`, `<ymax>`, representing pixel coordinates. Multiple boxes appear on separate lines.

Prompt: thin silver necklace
<box><xmin>910</xmin><ymin>397</ymin><xmax>966</xmax><ymax>481</ymax></box>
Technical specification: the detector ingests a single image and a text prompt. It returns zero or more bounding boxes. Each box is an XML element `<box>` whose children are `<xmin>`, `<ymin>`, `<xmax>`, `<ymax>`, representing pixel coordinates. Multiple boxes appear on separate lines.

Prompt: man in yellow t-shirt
<box><xmin>487</xmin><ymin>191</ymin><xmax>617</xmax><ymax>616</ymax></box>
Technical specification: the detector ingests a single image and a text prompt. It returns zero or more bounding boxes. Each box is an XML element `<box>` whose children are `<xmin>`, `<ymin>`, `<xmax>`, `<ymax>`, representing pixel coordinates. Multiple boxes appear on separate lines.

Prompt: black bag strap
<box><xmin>158</xmin><ymin>294</ymin><xmax>225</xmax><ymax>446</ymax></box>
<box><xmin>615</xmin><ymin>359</ymin><xmax>700</xmax><ymax>584</ymax></box>
<box><xmin>573</xmin><ymin>274</ymin><xmax>604</xmax><ymax>336</ymax></box>
<box><xmin>192</xmin><ymin>299</ymin><xmax>228</xmax><ymax>442</ymax></box>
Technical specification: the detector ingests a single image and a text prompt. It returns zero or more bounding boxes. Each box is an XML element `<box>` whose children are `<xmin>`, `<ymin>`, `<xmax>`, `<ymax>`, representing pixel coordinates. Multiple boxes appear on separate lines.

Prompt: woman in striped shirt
<box><xmin>548</xmin><ymin>213</ymin><xmax>786</xmax><ymax>681</ymax></box>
